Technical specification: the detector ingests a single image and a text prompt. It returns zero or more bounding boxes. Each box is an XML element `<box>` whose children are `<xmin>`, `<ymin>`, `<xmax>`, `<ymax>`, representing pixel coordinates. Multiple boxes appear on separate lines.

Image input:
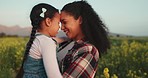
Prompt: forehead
<box><xmin>60</xmin><ymin>11</ymin><xmax>74</xmax><ymax>20</ymax></box>
<box><xmin>54</xmin><ymin>13</ymin><xmax>60</xmax><ymax>18</ymax></box>
<box><xmin>53</xmin><ymin>13</ymin><xmax>60</xmax><ymax>20</ymax></box>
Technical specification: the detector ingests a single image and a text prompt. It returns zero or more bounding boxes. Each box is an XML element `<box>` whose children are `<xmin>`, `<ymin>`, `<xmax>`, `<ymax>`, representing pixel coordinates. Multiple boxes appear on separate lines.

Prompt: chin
<box><xmin>51</xmin><ymin>34</ymin><xmax>56</xmax><ymax>37</ymax></box>
<box><xmin>66</xmin><ymin>35</ymin><xmax>71</xmax><ymax>39</ymax></box>
<box><xmin>68</xmin><ymin>36</ymin><xmax>74</xmax><ymax>40</ymax></box>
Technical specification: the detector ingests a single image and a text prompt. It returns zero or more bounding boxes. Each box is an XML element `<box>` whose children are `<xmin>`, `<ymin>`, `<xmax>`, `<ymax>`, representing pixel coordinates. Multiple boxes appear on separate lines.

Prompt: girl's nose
<box><xmin>61</xmin><ymin>25</ymin><xmax>65</xmax><ymax>30</ymax></box>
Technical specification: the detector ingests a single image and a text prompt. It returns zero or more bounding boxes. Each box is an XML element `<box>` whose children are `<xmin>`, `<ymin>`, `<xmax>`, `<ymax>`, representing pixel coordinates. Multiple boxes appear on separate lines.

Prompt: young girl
<box><xmin>16</xmin><ymin>3</ymin><xmax>62</xmax><ymax>78</ymax></box>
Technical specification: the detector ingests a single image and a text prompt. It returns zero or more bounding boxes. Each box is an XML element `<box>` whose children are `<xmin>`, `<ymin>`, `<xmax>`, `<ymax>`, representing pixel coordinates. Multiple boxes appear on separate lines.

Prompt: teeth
<box><xmin>64</xmin><ymin>30</ymin><xmax>68</xmax><ymax>34</ymax></box>
<box><xmin>65</xmin><ymin>31</ymin><xmax>68</xmax><ymax>34</ymax></box>
<box><xmin>63</xmin><ymin>29</ymin><xmax>68</xmax><ymax>35</ymax></box>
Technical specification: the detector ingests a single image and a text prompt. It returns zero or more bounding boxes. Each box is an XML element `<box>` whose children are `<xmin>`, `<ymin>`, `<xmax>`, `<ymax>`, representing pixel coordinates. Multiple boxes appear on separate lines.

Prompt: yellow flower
<box><xmin>104</xmin><ymin>73</ymin><xmax>110</xmax><ymax>78</ymax></box>
<box><xmin>104</xmin><ymin>68</ymin><xmax>109</xmax><ymax>73</ymax></box>
<box><xmin>112</xmin><ymin>74</ymin><xmax>118</xmax><ymax>78</ymax></box>
<box><xmin>144</xmin><ymin>73</ymin><xmax>147</xmax><ymax>76</ymax></box>
<box><xmin>103</xmin><ymin>68</ymin><xmax>110</xmax><ymax>78</ymax></box>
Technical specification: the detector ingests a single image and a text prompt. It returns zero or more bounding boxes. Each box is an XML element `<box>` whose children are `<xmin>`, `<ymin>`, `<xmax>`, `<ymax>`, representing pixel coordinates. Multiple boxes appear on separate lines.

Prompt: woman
<box><xmin>57</xmin><ymin>1</ymin><xmax>110</xmax><ymax>78</ymax></box>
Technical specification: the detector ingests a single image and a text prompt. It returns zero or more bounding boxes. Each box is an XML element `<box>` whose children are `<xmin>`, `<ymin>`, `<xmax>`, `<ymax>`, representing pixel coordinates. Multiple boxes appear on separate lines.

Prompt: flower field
<box><xmin>96</xmin><ymin>37</ymin><xmax>148</xmax><ymax>78</ymax></box>
<box><xmin>0</xmin><ymin>37</ymin><xmax>148</xmax><ymax>78</ymax></box>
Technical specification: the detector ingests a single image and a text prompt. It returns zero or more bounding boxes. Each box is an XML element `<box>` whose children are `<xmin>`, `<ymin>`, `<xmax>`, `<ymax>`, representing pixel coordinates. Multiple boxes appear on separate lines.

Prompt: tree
<box><xmin>0</xmin><ymin>32</ymin><xmax>6</xmax><ymax>37</ymax></box>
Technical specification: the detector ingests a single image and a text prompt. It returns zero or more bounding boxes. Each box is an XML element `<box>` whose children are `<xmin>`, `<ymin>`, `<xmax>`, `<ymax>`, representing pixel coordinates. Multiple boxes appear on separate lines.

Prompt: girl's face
<box><xmin>50</xmin><ymin>13</ymin><xmax>60</xmax><ymax>37</ymax></box>
<box><xmin>60</xmin><ymin>11</ymin><xmax>84</xmax><ymax>40</ymax></box>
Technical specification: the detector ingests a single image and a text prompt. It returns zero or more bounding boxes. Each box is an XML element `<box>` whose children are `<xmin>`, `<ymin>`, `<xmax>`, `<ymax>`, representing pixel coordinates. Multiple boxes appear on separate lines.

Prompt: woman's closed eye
<box><xmin>61</xmin><ymin>19</ymin><xmax>66</xmax><ymax>24</ymax></box>
<box><xmin>61</xmin><ymin>21</ymin><xmax>67</xmax><ymax>26</ymax></box>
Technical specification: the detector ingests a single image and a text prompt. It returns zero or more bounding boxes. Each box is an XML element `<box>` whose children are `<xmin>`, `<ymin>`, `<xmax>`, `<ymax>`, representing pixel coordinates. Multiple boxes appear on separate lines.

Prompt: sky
<box><xmin>0</xmin><ymin>0</ymin><xmax>148</xmax><ymax>36</ymax></box>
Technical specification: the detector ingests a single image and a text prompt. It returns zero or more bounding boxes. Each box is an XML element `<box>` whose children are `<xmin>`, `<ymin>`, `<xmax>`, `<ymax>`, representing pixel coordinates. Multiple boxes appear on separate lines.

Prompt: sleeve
<box><xmin>39</xmin><ymin>37</ymin><xmax>62</xmax><ymax>78</ymax></box>
<box><xmin>62</xmin><ymin>46</ymin><xmax>99</xmax><ymax>78</ymax></box>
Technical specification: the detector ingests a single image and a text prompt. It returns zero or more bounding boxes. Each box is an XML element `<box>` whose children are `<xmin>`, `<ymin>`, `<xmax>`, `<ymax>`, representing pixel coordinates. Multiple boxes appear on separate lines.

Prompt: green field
<box><xmin>0</xmin><ymin>37</ymin><xmax>148</xmax><ymax>78</ymax></box>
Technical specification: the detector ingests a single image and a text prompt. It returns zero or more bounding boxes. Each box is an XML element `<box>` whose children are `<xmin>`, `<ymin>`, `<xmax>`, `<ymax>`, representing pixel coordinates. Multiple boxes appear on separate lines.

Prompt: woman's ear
<box><xmin>78</xmin><ymin>16</ymin><xmax>82</xmax><ymax>24</ymax></box>
<box><xmin>45</xmin><ymin>18</ymin><xmax>51</xmax><ymax>27</ymax></box>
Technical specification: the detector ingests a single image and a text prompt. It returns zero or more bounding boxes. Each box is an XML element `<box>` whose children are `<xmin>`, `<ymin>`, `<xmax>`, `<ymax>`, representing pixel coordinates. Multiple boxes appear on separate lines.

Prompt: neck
<box><xmin>37</xmin><ymin>30</ymin><xmax>50</xmax><ymax>37</ymax></box>
<box><xmin>74</xmin><ymin>33</ymin><xmax>85</xmax><ymax>41</ymax></box>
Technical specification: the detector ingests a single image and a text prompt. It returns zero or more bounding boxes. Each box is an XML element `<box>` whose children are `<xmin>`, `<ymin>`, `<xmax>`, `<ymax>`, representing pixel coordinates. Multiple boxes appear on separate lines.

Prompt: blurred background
<box><xmin>0</xmin><ymin>0</ymin><xmax>148</xmax><ymax>36</ymax></box>
<box><xmin>0</xmin><ymin>0</ymin><xmax>148</xmax><ymax>78</ymax></box>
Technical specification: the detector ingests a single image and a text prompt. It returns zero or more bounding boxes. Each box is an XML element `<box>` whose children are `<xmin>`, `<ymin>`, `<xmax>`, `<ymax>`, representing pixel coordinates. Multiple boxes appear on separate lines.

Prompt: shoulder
<box><xmin>79</xmin><ymin>43</ymin><xmax>99</xmax><ymax>54</ymax></box>
<box><xmin>74</xmin><ymin>42</ymin><xmax>99</xmax><ymax>58</ymax></box>
<box><xmin>35</xmin><ymin>35</ymin><xmax>56</xmax><ymax>45</ymax></box>
<box><xmin>74</xmin><ymin>42</ymin><xmax>97</xmax><ymax>52</ymax></box>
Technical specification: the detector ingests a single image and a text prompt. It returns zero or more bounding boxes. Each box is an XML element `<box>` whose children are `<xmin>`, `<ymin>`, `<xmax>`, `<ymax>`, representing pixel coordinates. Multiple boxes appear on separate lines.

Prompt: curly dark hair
<box><xmin>61</xmin><ymin>1</ymin><xmax>110</xmax><ymax>55</ymax></box>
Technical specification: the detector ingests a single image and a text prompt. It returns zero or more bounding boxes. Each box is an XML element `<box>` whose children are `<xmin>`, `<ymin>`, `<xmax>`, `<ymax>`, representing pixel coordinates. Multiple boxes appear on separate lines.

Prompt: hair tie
<box><xmin>40</xmin><ymin>8</ymin><xmax>47</xmax><ymax>18</ymax></box>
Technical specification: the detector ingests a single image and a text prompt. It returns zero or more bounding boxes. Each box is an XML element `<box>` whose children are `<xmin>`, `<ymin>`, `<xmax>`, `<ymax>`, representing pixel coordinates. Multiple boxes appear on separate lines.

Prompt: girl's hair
<box><xmin>16</xmin><ymin>3</ymin><xmax>58</xmax><ymax>78</ymax></box>
<box><xmin>61</xmin><ymin>1</ymin><xmax>110</xmax><ymax>55</ymax></box>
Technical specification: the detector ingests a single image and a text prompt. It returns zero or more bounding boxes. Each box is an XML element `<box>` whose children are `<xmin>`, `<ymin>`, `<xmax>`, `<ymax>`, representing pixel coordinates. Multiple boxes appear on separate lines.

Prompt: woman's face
<box><xmin>60</xmin><ymin>11</ymin><xmax>84</xmax><ymax>40</ymax></box>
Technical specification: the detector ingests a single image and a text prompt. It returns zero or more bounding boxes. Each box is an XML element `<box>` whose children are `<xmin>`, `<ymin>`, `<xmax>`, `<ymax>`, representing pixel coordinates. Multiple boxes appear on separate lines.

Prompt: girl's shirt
<box><xmin>29</xmin><ymin>33</ymin><xmax>62</xmax><ymax>78</ymax></box>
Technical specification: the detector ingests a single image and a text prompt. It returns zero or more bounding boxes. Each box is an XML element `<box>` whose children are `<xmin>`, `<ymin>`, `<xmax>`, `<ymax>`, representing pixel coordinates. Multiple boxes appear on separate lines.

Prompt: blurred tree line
<box><xmin>0</xmin><ymin>32</ymin><xmax>18</xmax><ymax>37</ymax></box>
